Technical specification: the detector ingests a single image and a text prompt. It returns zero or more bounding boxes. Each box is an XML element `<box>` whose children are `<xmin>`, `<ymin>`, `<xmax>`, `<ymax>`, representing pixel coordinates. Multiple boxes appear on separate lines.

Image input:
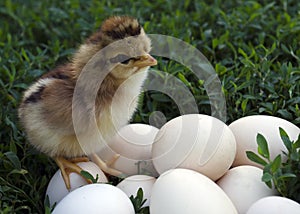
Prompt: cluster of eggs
<box><xmin>47</xmin><ymin>114</ymin><xmax>300</xmax><ymax>213</ymax></box>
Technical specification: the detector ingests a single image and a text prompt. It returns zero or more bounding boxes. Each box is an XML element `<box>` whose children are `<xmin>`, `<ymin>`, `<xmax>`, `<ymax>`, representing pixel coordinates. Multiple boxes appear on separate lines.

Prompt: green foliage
<box><xmin>43</xmin><ymin>195</ymin><xmax>55</xmax><ymax>214</ymax></box>
<box><xmin>80</xmin><ymin>170</ymin><xmax>99</xmax><ymax>184</ymax></box>
<box><xmin>129</xmin><ymin>188</ymin><xmax>149</xmax><ymax>214</ymax></box>
<box><xmin>246</xmin><ymin>128</ymin><xmax>300</xmax><ymax>202</ymax></box>
<box><xmin>0</xmin><ymin>0</ymin><xmax>299</xmax><ymax>213</ymax></box>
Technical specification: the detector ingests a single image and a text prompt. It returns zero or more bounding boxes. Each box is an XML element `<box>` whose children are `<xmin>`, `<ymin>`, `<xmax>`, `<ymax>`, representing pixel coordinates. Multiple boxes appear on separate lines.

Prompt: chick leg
<box><xmin>90</xmin><ymin>153</ymin><xmax>123</xmax><ymax>177</ymax></box>
<box><xmin>55</xmin><ymin>157</ymin><xmax>92</xmax><ymax>190</ymax></box>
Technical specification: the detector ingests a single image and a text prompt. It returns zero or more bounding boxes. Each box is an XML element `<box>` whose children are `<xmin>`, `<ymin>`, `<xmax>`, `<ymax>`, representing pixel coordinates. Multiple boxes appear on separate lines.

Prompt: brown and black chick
<box><xmin>18</xmin><ymin>16</ymin><xmax>157</xmax><ymax>189</ymax></box>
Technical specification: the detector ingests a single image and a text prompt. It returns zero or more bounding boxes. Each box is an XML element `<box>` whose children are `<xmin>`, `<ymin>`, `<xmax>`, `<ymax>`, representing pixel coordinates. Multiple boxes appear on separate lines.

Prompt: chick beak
<box><xmin>133</xmin><ymin>54</ymin><xmax>157</xmax><ymax>68</ymax></box>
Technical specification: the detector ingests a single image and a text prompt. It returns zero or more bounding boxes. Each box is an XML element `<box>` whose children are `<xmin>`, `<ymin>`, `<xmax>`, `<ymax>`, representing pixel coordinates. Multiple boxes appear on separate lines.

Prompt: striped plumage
<box><xmin>18</xmin><ymin>16</ymin><xmax>156</xmax><ymax>189</ymax></box>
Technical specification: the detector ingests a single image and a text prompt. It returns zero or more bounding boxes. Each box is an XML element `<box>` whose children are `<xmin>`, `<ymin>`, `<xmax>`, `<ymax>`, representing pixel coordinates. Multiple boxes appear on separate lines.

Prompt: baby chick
<box><xmin>18</xmin><ymin>16</ymin><xmax>157</xmax><ymax>189</ymax></box>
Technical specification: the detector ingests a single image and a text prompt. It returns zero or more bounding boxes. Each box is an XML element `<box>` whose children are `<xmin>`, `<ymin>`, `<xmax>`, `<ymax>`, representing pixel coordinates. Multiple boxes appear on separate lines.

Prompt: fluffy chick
<box><xmin>18</xmin><ymin>16</ymin><xmax>157</xmax><ymax>189</ymax></box>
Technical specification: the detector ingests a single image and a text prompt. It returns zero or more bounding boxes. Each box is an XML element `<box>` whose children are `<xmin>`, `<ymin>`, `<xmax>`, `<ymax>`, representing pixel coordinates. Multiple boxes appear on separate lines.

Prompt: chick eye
<box><xmin>110</xmin><ymin>54</ymin><xmax>131</xmax><ymax>64</ymax></box>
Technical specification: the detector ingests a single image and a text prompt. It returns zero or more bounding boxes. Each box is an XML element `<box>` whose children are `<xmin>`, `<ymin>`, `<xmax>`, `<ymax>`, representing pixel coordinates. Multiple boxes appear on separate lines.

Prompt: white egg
<box><xmin>52</xmin><ymin>184</ymin><xmax>135</xmax><ymax>214</ymax></box>
<box><xmin>46</xmin><ymin>161</ymin><xmax>107</xmax><ymax>207</ymax></box>
<box><xmin>117</xmin><ymin>175</ymin><xmax>156</xmax><ymax>207</ymax></box>
<box><xmin>93</xmin><ymin>124</ymin><xmax>159</xmax><ymax>177</ymax></box>
<box><xmin>217</xmin><ymin>165</ymin><xmax>277</xmax><ymax>213</ymax></box>
<box><xmin>150</xmin><ymin>168</ymin><xmax>237</xmax><ymax>214</ymax></box>
<box><xmin>152</xmin><ymin>114</ymin><xmax>236</xmax><ymax>180</ymax></box>
<box><xmin>229</xmin><ymin>115</ymin><xmax>300</xmax><ymax>167</ymax></box>
<box><xmin>246</xmin><ymin>196</ymin><xmax>300</xmax><ymax>214</ymax></box>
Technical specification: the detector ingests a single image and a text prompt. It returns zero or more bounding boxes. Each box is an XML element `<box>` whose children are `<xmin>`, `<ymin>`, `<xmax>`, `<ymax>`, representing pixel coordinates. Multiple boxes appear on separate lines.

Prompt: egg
<box><xmin>229</xmin><ymin>115</ymin><xmax>300</xmax><ymax>167</ymax></box>
<box><xmin>217</xmin><ymin>165</ymin><xmax>277</xmax><ymax>213</ymax></box>
<box><xmin>52</xmin><ymin>184</ymin><xmax>135</xmax><ymax>214</ymax></box>
<box><xmin>150</xmin><ymin>168</ymin><xmax>238</xmax><ymax>214</ymax></box>
<box><xmin>46</xmin><ymin>161</ymin><xmax>107</xmax><ymax>207</ymax></box>
<box><xmin>93</xmin><ymin>124</ymin><xmax>159</xmax><ymax>177</ymax></box>
<box><xmin>246</xmin><ymin>196</ymin><xmax>300</xmax><ymax>214</ymax></box>
<box><xmin>117</xmin><ymin>175</ymin><xmax>156</xmax><ymax>207</ymax></box>
<box><xmin>152</xmin><ymin>114</ymin><xmax>236</xmax><ymax>180</ymax></box>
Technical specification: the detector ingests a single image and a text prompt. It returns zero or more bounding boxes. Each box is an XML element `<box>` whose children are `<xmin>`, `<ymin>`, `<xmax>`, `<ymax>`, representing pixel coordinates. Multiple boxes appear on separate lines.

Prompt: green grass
<box><xmin>0</xmin><ymin>0</ymin><xmax>299</xmax><ymax>213</ymax></box>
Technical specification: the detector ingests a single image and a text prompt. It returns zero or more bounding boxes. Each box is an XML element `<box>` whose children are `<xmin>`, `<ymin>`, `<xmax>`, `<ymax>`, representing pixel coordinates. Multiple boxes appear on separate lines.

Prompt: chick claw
<box><xmin>90</xmin><ymin>153</ymin><xmax>123</xmax><ymax>177</ymax></box>
<box><xmin>55</xmin><ymin>156</ymin><xmax>92</xmax><ymax>190</ymax></box>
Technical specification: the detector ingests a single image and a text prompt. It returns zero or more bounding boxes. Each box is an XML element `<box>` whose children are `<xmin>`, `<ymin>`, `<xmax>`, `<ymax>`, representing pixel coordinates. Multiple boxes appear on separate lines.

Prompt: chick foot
<box><xmin>90</xmin><ymin>153</ymin><xmax>123</xmax><ymax>177</ymax></box>
<box><xmin>55</xmin><ymin>156</ymin><xmax>92</xmax><ymax>190</ymax></box>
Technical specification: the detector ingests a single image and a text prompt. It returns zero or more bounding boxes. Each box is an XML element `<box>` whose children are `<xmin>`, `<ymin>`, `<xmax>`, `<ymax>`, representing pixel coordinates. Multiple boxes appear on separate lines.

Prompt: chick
<box><xmin>18</xmin><ymin>16</ymin><xmax>157</xmax><ymax>189</ymax></box>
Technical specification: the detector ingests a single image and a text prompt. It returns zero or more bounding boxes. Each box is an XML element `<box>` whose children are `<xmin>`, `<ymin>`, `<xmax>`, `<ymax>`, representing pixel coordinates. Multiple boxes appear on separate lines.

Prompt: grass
<box><xmin>0</xmin><ymin>0</ymin><xmax>299</xmax><ymax>213</ymax></box>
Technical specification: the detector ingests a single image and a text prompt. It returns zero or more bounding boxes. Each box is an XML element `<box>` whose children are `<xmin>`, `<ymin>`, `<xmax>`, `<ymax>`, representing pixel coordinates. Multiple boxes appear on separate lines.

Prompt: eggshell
<box><xmin>229</xmin><ymin>115</ymin><xmax>300</xmax><ymax>167</ymax></box>
<box><xmin>93</xmin><ymin>124</ymin><xmax>159</xmax><ymax>177</ymax></box>
<box><xmin>52</xmin><ymin>184</ymin><xmax>135</xmax><ymax>214</ymax></box>
<box><xmin>150</xmin><ymin>168</ymin><xmax>238</xmax><ymax>214</ymax></box>
<box><xmin>46</xmin><ymin>161</ymin><xmax>107</xmax><ymax>207</ymax></box>
<box><xmin>152</xmin><ymin>114</ymin><xmax>236</xmax><ymax>180</ymax></box>
<box><xmin>217</xmin><ymin>165</ymin><xmax>277</xmax><ymax>213</ymax></box>
<box><xmin>117</xmin><ymin>175</ymin><xmax>156</xmax><ymax>207</ymax></box>
<box><xmin>246</xmin><ymin>196</ymin><xmax>300</xmax><ymax>214</ymax></box>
